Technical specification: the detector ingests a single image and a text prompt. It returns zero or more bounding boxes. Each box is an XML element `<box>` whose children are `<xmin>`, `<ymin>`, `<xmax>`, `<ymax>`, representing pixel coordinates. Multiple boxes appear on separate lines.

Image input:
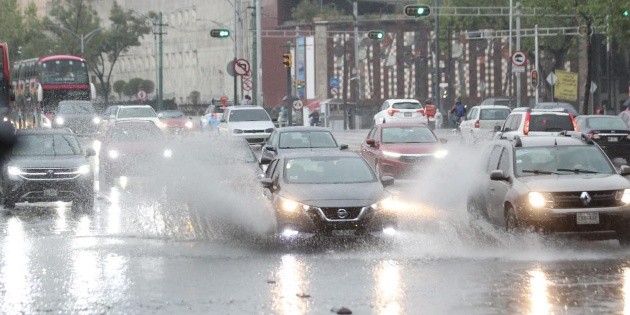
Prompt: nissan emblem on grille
<box><xmin>337</xmin><ymin>208</ymin><xmax>348</xmax><ymax>219</ymax></box>
<box><xmin>580</xmin><ymin>192</ymin><xmax>592</xmax><ymax>206</ymax></box>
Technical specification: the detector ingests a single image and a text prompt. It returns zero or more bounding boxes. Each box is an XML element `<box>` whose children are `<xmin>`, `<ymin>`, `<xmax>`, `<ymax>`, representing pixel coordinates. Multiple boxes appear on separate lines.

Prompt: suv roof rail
<box><xmin>558</xmin><ymin>130</ymin><xmax>594</xmax><ymax>144</ymax></box>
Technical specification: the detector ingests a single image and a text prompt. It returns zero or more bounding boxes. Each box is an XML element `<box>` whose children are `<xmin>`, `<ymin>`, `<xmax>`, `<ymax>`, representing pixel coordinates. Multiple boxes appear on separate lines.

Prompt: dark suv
<box><xmin>1</xmin><ymin>128</ymin><xmax>95</xmax><ymax>211</ymax></box>
<box><xmin>468</xmin><ymin>132</ymin><xmax>630</xmax><ymax>244</ymax></box>
<box><xmin>495</xmin><ymin>107</ymin><xmax>576</xmax><ymax>139</ymax></box>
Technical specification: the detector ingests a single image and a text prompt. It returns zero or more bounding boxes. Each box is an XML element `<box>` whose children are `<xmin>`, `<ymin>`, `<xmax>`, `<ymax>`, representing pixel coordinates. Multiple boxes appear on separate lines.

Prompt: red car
<box><xmin>360</xmin><ymin>123</ymin><xmax>448</xmax><ymax>178</ymax></box>
<box><xmin>157</xmin><ymin>109</ymin><xmax>195</xmax><ymax>134</ymax></box>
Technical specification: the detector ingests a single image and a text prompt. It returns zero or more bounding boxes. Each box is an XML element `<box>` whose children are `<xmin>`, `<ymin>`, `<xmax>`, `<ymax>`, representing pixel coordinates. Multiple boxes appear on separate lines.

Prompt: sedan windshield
<box><xmin>228</xmin><ymin>109</ymin><xmax>270</xmax><ymax>122</ymax></box>
<box><xmin>381</xmin><ymin>126</ymin><xmax>437</xmax><ymax>143</ymax></box>
<box><xmin>279</xmin><ymin>131</ymin><xmax>337</xmax><ymax>149</ymax></box>
<box><xmin>118</xmin><ymin>107</ymin><xmax>157</xmax><ymax>118</ymax></box>
<box><xmin>58</xmin><ymin>102</ymin><xmax>96</xmax><ymax>114</ymax></box>
<box><xmin>284</xmin><ymin>156</ymin><xmax>376</xmax><ymax>184</ymax></box>
<box><xmin>586</xmin><ymin>117</ymin><xmax>629</xmax><ymax>130</ymax></box>
<box><xmin>13</xmin><ymin>134</ymin><xmax>82</xmax><ymax>156</ymax></box>
<box><xmin>515</xmin><ymin>145</ymin><xmax>615</xmax><ymax>176</ymax></box>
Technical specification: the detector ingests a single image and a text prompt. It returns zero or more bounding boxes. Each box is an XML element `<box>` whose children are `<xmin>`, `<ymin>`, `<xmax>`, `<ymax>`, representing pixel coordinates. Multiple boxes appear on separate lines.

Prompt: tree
<box><xmin>291</xmin><ymin>0</ymin><xmax>343</xmax><ymax>23</ymax></box>
<box><xmin>122</xmin><ymin>77</ymin><xmax>143</xmax><ymax>98</ymax></box>
<box><xmin>140</xmin><ymin>80</ymin><xmax>155</xmax><ymax>94</ymax></box>
<box><xmin>112</xmin><ymin>80</ymin><xmax>125</xmax><ymax>99</ymax></box>
<box><xmin>89</xmin><ymin>1</ymin><xmax>153</xmax><ymax>103</ymax></box>
<box><xmin>46</xmin><ymin>0</ymin><xmax>103</xmax><ymax>57</ymax></box>
<box><xmin>189</xmin><ymin>90</ymin><xmax>200</xmax><ymax>105</ymax></box>
<box><xmin>0</xmin><ymin>0</ymin><xmax>25</xmax><ymax>58</ymax></box>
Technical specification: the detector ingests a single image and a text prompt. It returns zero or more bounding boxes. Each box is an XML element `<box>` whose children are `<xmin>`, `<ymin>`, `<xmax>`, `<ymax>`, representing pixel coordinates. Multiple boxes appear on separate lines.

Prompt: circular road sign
<box><xmin>242</xmin><ymin>78</ymin><xmax>252</xmax><ymax>91</ymax></box>
<box><xmin>511</xmin><ymin>51</ymin><xmax>527</xmax><ymax>66</ymax></box>
<box><xmin>292</xmin><ymin>99</ymin><xmax>303</xmax><ymax>111</ymax></box>
<box><xmin>137</xmin><ymin>90</ymin><xmax>147</xmax><ymax>101</ymax></box>
<box><xmin>233</xmin><ymin>59</ymin><xmax>251</xmax><ymax>76</ymax></box>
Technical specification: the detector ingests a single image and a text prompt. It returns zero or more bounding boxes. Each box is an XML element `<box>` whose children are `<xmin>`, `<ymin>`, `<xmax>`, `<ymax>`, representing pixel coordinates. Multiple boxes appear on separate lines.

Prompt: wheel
<box><xmin>505</xmin><ymin>207</ymin><xmax>521</xmax><ymax>232</ymax></box>
<box><xmin>3</xmin><ymin>197</ymin><xmax>16</xmax><ymax>210</ymax></box>
<box><xmin>617</xmin><ymin>224</ymin><xmax>630</xmax><ymax>246</ymax></box>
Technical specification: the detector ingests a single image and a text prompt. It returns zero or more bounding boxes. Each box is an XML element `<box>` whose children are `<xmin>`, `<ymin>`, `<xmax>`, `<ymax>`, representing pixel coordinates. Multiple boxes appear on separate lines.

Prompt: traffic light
<box><xmin>531</xmin><ymin>69</ymin><xmax>539</xmax><ymax>88</ymax></box>
<box><xmin>296</xmin><ymin>80</ymin><xmax>304</xmax><ymax>89</ymax></box>
<box><xmin>404</xmin><ymin>4</ymin><xmax>431</xmax><ymax>17</ymax></box>
<box><xmin>367</xmin><ymin>30</ymin><xmax>385</xmax><ymax>40</ymax></box>
<box><xmin>282</xmin><ymin>53</ymin><xmax>291</xmax><ymax>68</ymax></box>
<box><xmin>210</xmin><ymin>29</ymin><xmax>230</xmax><ymax>38</ymax></box>
<box><xmin>623</xmin><ymin>9</ymin><xmax>629</xmax><ymax>17</ymax></box>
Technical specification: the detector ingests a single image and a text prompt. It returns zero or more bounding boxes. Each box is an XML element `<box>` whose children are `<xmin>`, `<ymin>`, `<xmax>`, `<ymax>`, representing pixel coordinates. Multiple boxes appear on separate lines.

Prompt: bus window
<box><xmin>41</xmin><ymin>60</ymin><xmax>89</xmax><ymax>84</ymax></box>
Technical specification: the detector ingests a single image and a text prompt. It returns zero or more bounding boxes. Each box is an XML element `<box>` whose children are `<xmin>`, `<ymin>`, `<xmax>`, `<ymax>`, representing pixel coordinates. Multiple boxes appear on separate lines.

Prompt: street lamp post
<box><xmin>52</xmin><ymin>25</ymin><xmax>102</xmax><ymax>55</ymax></box>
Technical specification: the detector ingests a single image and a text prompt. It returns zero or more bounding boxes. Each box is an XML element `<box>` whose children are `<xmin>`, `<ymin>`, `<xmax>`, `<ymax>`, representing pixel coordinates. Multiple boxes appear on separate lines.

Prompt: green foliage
<box><xmin>0</xmin><ymin>0</ymin><xmax>49</xmax><ymax>60</ymax></box>
<box><xmin>189</xmin><ymin>90</ymin><xmax>200</xmax><ymax>105</ymax></box>
<box><xmin>291</xmin><ymin>0</ymin><xmax>343</xmax><ymax>23</ymax></box>
<box><xmin>112</xmin><ymin>80</ymin><xmax>125</xmax><ymax>98</ymax></box>
<box><xmin>46</xmin><ymin>0</ymin><xmax>103</xmax><ymax>57</ymax></box>
<box><xmin>123</xmin><ymin>77</ymin><xmax>143</xmax><ymax>97</ymax></box>
<box><xmin>140</xmin><ymin>80</ymin><xmax>155</xmax><ymax>94</ymax></box>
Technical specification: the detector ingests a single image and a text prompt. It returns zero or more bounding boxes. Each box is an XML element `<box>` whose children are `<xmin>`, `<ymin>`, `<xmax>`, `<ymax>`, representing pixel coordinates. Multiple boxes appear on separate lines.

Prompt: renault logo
<box><xmin>47</xmin><ymin>170</ymin><xmax>54</xmax><ymax>176</ymax></box>
<box><xmin>337</xmin><ymin>208</ymin><xmax>348</xmax><ymax>219</ymax></box>
<box><xmin>580</xmin><ymin>192</ymin><xmax>592</xmax><ymax>206</ymax></box>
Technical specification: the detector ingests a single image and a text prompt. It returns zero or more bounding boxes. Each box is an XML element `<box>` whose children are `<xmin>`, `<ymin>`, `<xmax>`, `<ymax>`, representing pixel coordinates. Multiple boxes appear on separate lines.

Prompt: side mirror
<box><xmin>620</xmin><ymin>165</ymin><xmax>630</xmax><ymax>176</ymax></box>
<box><xmin>260</xmin><ymin>177</ymin><xmax>273</xmax><ymax>189</ymax></box>
<box><xmin>494</xmin><ymin>125</ymin><xmax>502</xmax><ymax>132</ymax></box>
<box><xmin>366</xmin><ymin>138</ymin><xmax>376</xmax><ymax>147</ymax></box>
<box><xmin>490</xmin><ymin>169</ymin><xmax>507</xmax><ymax>181</ymax></box>
<box><xmin>260</xmin><ymin>156</ymin><xmax>272</xmax><ymax>165</ymax></box>
<box><xmin>380</xmin><ymin>175</ymin><xmax>395</xmax><ymax>187</ymax></box>
<box><xmin>339</xmin><ymin>144</ymin><xmax>349</xmax><ymax>150</ymax></box>
<box><xmin>85</xmin><ymin>148</ymin><xmax>96</xmax><ymax>157</ymax></box>
<box><xmin>264</xmin><ymin>145</ymin><xmax>276</xmax><ymax>152</ymax></box>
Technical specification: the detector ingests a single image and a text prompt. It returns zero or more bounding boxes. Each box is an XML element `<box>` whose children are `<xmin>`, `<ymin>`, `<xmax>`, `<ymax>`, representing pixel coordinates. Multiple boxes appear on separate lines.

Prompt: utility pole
<box><xmin>515</xmin><ymin>2</ymin><xmax>522</xmax><ymax>107</ymax></box>
<box><xmin>154</xmin><ymin>12</ymin><xmax>167</xmax><ymax>111</ymax></box>
<box><xmin>434</xmin><ymin>0</ymin><xmax>441</xmax><ymax>111</ymax></box>
<box><xmin>255</xmin><ymin>0</ymin><xmax>263</xmax><ymax>105</ymax></box>
<box><xmin>353</xmin><ymin>0</ymin><xmax>360</xmax><ymax>101</ymax></box>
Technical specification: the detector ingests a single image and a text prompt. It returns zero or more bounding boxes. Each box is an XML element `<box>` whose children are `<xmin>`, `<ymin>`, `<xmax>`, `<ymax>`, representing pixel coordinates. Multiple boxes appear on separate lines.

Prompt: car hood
<box><xmin>280</xmin><ymin>181</ymin><xmax>386</xmax><ymax>207</ymax></box>
<box><xmin>520</xmin><ymin>174</ymin><xmax>630</xmax><ymax>192</ymax></box>
<box><xmin>8</xmin><ymin>155</ymin><xmax>87</xmax><ymax>168</ymax></box>
<box><xmin>227</xmin><ymin>121</ymin><xmax>274</xmax><ymax>130</ymax></box>
<box><xmin>379</xmin><ymin>142</ymin><xmax>441</xmax><ymax>154</ymax></box>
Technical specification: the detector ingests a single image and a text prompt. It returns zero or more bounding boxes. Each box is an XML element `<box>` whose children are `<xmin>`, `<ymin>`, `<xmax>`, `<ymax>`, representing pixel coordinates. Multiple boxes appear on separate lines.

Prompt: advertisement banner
<box><xmin>554</xmin><ymin>70</ymin><xmax>578</xmax><ymax>101</ymax></box>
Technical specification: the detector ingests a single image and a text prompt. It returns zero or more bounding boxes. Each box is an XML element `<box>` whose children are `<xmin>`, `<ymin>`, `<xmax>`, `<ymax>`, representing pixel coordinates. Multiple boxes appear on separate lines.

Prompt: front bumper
<box><xmin>379</xmin><ymin>155</ymin><xmax>436</xmax><ymax>178</ymax></box>
<box><xmin>233</xmin><ymin>132</ymin><xmax>272</xmax><ymax>145</ymax></box>
<box><xmin>518</xmin><ymin>204</ymin><xmax>630</xmax><ymax>233</ymax></box>
<box><xmin>4</xmin><ymin>176</ymin><xmax>93</xmax><ymax>203</ymax></box>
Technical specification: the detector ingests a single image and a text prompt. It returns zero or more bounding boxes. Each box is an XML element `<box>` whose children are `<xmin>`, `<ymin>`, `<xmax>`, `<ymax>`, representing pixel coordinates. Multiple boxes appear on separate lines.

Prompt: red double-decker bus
<box><xmin>0</xmin><ymin>42</ymin><xmax>13</xmax><ymax>121</ymax></box>
<box><xmin>12</xmin><ymin>55</ymin><xmax>95</xmax><ymax>128</ymax></box>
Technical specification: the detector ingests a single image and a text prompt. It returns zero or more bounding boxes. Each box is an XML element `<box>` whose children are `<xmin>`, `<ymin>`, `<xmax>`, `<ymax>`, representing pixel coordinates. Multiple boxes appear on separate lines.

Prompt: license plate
<box><xmin>404</xmin><ymin>112</ymin><xmax>412</xmax><ymax>117</ymax></box>
<box><xmin>332</xmin><ymin>230</ymin><xmax>355</xmax><ymax>237</ymax></box>
<box><xmin>608</xmin><ymin>137</ymin><xmax>618</xmax><ymax>142</ymax></box>
<box><xmin>43</xmin><ymin>189</ymin><xmax>58</xmax><ymax>197</ymax></box>
<box><xmin>576</xmin><ymin>212</ymin><xmax>599</xmax><ymax>225</ymax></box>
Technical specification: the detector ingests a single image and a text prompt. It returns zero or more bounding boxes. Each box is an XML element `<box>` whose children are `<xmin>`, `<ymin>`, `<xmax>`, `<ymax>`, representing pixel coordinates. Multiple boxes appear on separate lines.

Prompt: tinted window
<box><xmin>13</xmin><ymin>134</ymin><xmax>82</xmax><ymax>156</ymax></box>
<box><xmin>279</xmin><ymin>131</ymin><xmax>337</xmax><ymax>148</ymax></box>
<box><xmin>509</xmin><ymin>114</ymin><xmax>522</xmax><ymax>130</ymax></box>
<box><xmin>381</xmin><ymin>126</ymin><xmax>437</xmax><ymax>143</ymax></box>
<box><xmin>228</xmin><ymin>109</ymin><xmax>270</xmax><ymax>122</ymax></box>
<box><xmin>284</xmin><ymin>156</ymin><xmax>376</xmax><ymax>184</ymax></box>
<box><xmin>529</xmin><ymin>114</ymin><xmax>574</xmax><ymax>132</ymax></box>
<box><xmin>58</xmin><ymin>102</ymin><xmax>96</xmax><ymax>114</ymax></box>
<box><xmin>480</xmin><ymin>108</ymin><xmax>510</xmax><ymax>120</ymax></box>
<box><xmin>586</xmin><ymin>117</ymin><xmax>628</xmax><ymax>130</ymax></box>
<box><xmin>118</xmin><ymin>107</ymin><xmax>157</xmax><ymax>119</ymax></box>
<box><xmin>391</xmin><ymin>102</ymin><xmax>421</xmax><ymax>110</ymax></box>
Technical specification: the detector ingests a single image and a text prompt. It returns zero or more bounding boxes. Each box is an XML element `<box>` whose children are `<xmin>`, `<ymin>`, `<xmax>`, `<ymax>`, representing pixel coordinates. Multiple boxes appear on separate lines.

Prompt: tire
<box><xmin>3</xmin><ymin>197</ymin><xmax>16</xmax><ymax>210</ymax></box>
<box><xmin>618</xmin><ymin>233</ymin><xmax>630</xmax><ymax>246</ymax></box>
<box><xmin>505</xmin><ymin>207</ymin><xmax>521</xmax><ymax>232</ymax></box>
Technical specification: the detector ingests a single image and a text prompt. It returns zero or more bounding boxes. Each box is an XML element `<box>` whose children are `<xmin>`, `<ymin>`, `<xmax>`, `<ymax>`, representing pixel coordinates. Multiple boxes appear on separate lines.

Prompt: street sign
<box><xmin>511</xmin><ymin>51</ymin><xmax>527</xmax><ymax>66</ymax></box>
<box><xmin>242</xmin><ymin>78</ymin><xmax>252</xmax><ymax>91</ymax></box>
<box><xmin>512</xmin><ymin>66</ymin><xmax>525</xmax><ymax>73</ymax></box>
<box><xmin>137</xmin><ymin>90</ymin><xmax>147</xmax><ymax>101</ymax></box>
<box><xmin>329</xmin><ymin>77</ymin><xmax>340</xmax><ymax>88</ymax></box>
<box><xmin>590</xmin><ymin>81</ymin><xmax>597</xmax><ymax>93</ymax></box>
<box><xmin>292</xmin><ymin>99</ymin><xmax>303</xmax><ymax>111</ymax></box>
<box><xmin>330</xmin><ymin>87</ymin><xmax>338</xmax><ymax>95</ymax></box>
<box><xmin>233</xmin><ymin>59</ymin><xmax>250</xmax><ymax>76</ymax></box>
<box><xmin>546</xmin><ymin>72</ymin><xmax>557</xmax><ymax>85</ymax></box>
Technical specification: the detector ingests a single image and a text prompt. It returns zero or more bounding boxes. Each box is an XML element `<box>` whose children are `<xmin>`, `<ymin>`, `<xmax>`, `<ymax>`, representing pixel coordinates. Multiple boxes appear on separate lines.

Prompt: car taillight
<box><xmin>588</xmin><ymin>131</ymin><xmax>600</xmax><ymax>139</ymax></box>
<box><xmin>417</xmin><ymin>109</ymin><xmax>425</xmax><ymax>115</ymax></box>
<box><xmin>523</xmin><ymin>112</ymin><xmax>531</xmax><ymax>135</ymax></box>
<box><xmin>474</xmin><ymin>120</ymin><xmax>479</xmax><ymax>128</ymax></box>
<box><xmin>569</xmin><ymin>113</ymin><xmax>577</xmax><ymax>131</ymax></box>
<box><xmin>388</xmin><ymin>109</ymin><xmax>399</xmax><ymax>116</ymax></box>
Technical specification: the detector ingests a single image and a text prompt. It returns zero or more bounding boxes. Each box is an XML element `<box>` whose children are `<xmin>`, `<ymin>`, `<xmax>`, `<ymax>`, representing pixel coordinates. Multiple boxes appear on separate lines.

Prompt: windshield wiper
<box><xmin>556</xmin><ymin>168</ymin><xmax>599</xmax><ymax>174</ymax></box>
<box><xmin>522</xmin><ymin>169</ymin><xmax>559</xmax><ymax>175</ymax></box>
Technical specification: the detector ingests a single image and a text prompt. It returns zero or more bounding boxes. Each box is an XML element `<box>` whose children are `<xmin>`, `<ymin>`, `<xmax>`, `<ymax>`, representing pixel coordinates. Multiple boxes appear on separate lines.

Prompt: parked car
<box><xmin>360</xmin><ymin>123</ymin><xmax>448</xmax><ymax>179</ymax></box>
<box><xmin>157</xmin><ymin>109</ymin><xmax>195</xmax><ymax>134</ymax></box>
<box><xmin>373</xmin><ymin>99</ymin><xmax>427</xmax><ymax>125</ymax></box>
<box><xmin>459</xmin><ymin>105</ymin><xmax>511</xmax><ymax>142</ymax></box>
<box><xmin>200</xmin><ymin>103</ymin><xmax>228</xmax><ymax>130</ymax></box>
<box><xmin>467</xmin><ymin>132</ymin><xmax>630</xmax><ymax>244</ymax></box>
<box><xmin>260</xmin><ymin>151</ymin><xmax>398</xmax><ymax>238</ymax></box>
<box><xmin>98</xmin><ymin>120</ymin><xmax>172</xmax><ymax>188</ymax></box>
<box><xmin>576</xmin><ymin>115</ymin><xmax>630</xmax><ymax>166</ymax></box>
<box><xmin>534</xmin><ymin>102</ymin><xmax>579</xmax><ymax>117</ymax></box>
<box><xmin>217</xmin><ymin>105</ymin><xmax>275</xmax><ymax>145</ymax></box>
<box><xmin>260</xmin><ymin>126</ymin><xmax>348</xmax><ymax>164</ymax></box>
<box><xmin>495</xmin><ymin>107</ymin><xmax>577</xmax><ymax>139</ymax></box>
<box><xmin>0</xmin><ymin>128</ymin><xmax>95</xmax><ymax>212</ymax></box>
<box><xmin>52</xmin><ymin>100</ymin><xmax>102</xmax><ymax>136</ymax></box>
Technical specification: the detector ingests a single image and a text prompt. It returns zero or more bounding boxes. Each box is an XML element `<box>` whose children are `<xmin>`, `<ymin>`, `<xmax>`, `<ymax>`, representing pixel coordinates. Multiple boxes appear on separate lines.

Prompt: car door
<box><xmin>488</xmin><ymin>145</ymin><xmax>512</xmax><ymax>225</ymax></box>
<box><xmin>361</xmin><ymin>127</ymin><xmax>379</xmax><ymax>169</ymax></box>
<box><xmin>374</xmin><ymin>102</ymin><xmax>389</xmax><ymax>124</ymax></box>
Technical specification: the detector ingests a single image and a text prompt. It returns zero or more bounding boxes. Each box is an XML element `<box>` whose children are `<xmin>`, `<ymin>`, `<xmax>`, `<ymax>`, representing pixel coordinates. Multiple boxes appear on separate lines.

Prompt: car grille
<box><xmin>243</xmin><ymin>129</ymin><xmax>265</xmax><ymax>133</ymax></box>
<box><xmin>550</xmin><ymin>190</ymin><xmax>619</xmax><ymax>208</ymax></box>
<box><xmin>317</xmin><ymin>207</ymin><xmax>364</xmax><ymax>220</ymax></box>
<box><xmin>19</xmin><ymin>167</ymin><xmax>81</xmax><ymax>180</ymax></box>
<box><xmin>399</xmin><ymin>154</ymin><xmax>434</xmax><ymax>163</ymax></box>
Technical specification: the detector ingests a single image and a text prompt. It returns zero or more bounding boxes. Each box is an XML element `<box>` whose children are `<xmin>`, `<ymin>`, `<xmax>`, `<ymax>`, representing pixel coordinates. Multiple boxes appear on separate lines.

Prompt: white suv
<box><xmin>459</xmin><ymin>105</ymin><xmax>512</xmax><ymax>141</ymax></box>
<box><xmin>373</xmin><ymin>99</ymin><xmax>427</xmax><ymax>125</ymax></box>
<box><xmin>218</xmin><ymin>105</ymin><xmax>275</xmax><ymax>145</ymax></box>
<box><xmin>108</xmin><ymin>105</ymin><xmax>160</xmax><ymax>127</ymax></box>
<box><xmin>494</xmin><ymin>107</ymin><xmax>577</xmax><ymax>139</ymax></box>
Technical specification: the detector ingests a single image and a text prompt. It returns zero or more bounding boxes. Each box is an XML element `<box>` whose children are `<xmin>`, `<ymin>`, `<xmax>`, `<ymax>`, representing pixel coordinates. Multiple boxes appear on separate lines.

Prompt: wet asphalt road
<box><xmin>2</xmin><ymin>128</ymin><xmax>630</xmax><ymax>314</ymax></box>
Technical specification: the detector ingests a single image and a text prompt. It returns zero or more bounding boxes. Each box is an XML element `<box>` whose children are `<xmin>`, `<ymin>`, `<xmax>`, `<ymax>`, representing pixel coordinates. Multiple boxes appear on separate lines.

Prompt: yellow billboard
<box><xmin>554</xmin><ymin>70</ymin><xmax>578</xmax><ymax>102</ymax></box>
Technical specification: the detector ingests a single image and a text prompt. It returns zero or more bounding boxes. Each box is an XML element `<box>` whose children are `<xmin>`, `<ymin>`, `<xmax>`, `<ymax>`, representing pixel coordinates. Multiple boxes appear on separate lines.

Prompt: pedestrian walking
<box><xmin>277</xmin><ymin>106</ymin><xmax>286</xmax><ymax>127</ymax></box>
<box><xmin>309</xmin><ymin>109</ymin><xmax>320</xmax><ymax>126</ymax></box>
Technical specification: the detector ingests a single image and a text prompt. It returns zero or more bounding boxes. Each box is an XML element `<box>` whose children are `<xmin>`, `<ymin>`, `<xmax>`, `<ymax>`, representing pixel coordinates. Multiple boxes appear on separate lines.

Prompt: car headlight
<box><xmin>265</xmin><ymin>128</ymin><xmax>274</xmax><ymax>133</ymax></box>
<box><xmin>92</xmin><ymin>116</ymin><xmax>101</xmax><ymax>124</ymax></box>
<box><xmin>371</xmin><ymin>195</ymin><xmax>413</xmax><ymax>212</ymax></box>
<box><xmin>7</xmin><ymin>166</ymin><xmax>23</xmax><ymax>177</ymax></box>
<box><xmin>233</xmin><ymin>129</ymin><xmax>244</xmax><ymax>134</ymax></box>
<box><xmin>382</xmin><ymin>151</ymin><xmax>401</xmax><ymax>159</ymax></box>
<box><xmin>277</xmin><ymin>196</ymin><xmax>310</xmax><ymax>213</ymax></box>
<box><xmin>77</xmin><ymin>164</ymin><xmax>90</xmax><ymax>175</ymax></box>
<box><xmin>434</xmin><ymin>149</ymin><xmax>448</xmax><ymax>159</ymax></box>
<box><xmin>163</xmin><ymin>149</ymin><xmax>173</xmax><ymax>158</ymax></box>
<box><xmin>528</xmin><ymin>192</ymin><xmax>552</xmax><ymax>208</ymax></box>
<box><xmin>617</xmin><ymin>189</ymin><xmax>630</xmax><ymax>204</ymax></box>
<box><xmin>55</xmin><ymin>116</ymin><xmax>64</xmax><ymax>125</ymax></box>
<box><xmin>185</xmin><ymin>121</ymin><xmax>194</xmax><ymax>129</ymax></box>
<box><xmin>108</xmin><ymin>150</ymin><xmax>119</xmax><ymax>159</ymax></box>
